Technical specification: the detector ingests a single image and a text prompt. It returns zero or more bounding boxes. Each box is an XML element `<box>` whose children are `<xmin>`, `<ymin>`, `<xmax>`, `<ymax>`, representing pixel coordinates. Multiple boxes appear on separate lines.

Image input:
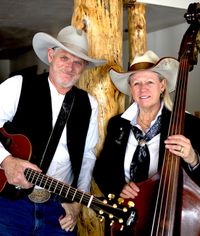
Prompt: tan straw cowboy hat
<box><xmin>109</xmin><ymin>50</ymin><xmax>179</xmax><ymax>96</ymax></box>
<box><xmin>32</xmin><ymin>25</ymin><xmax>106</xmax><ymax>68</ymax></box>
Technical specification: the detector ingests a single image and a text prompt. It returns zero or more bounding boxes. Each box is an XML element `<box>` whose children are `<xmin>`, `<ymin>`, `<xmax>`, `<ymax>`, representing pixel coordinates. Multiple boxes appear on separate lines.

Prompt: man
<box><xmin>0</xmin><ymin>25</ymin><xmax>106</xmax><ymax>235</ymax></box>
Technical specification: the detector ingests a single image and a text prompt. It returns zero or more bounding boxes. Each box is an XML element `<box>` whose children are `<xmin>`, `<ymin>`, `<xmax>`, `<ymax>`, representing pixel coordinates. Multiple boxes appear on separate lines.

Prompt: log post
<box><xmin>124</xmin><ymin>1</ymin><xmax>147</xmax><ymax>105</ymax></box>
<box><xmin>124</xmin><ymin>1</ymin><xmax>147</xmax><ymax>63</ymax></box>
<box><xmin>71</xmin><ymin>1</ymin><xmax>124</xmax><ymax>236</ymax></box>
<box><xmin>72</xmin><ymin>0</ymin><xmax>125</xmax><ymax>157</ymax></box>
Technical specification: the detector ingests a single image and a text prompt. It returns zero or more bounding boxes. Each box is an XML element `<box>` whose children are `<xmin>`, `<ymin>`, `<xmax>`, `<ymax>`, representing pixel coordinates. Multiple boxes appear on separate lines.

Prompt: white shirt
<box><xmin>0</xmin><ymin>75</ymin><xmax>98</xmax><ymax>192</ymax></box>
<box><xmin>122</xmin><ymin>102</ymin><xmax>163</xmax><ymax>182</ymax></box>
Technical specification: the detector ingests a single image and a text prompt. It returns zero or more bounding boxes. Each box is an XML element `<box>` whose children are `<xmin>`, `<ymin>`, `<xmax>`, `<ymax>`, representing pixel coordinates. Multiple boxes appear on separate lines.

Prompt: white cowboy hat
<box><xmin>109</xmin><ymin>50</ymin><xmax>179</xmax><ymax>96</ymax></box>
<box><xmin>32</xmin><ymin>25</ymin><xmax>106</xmax><ymax>68</ymax></box>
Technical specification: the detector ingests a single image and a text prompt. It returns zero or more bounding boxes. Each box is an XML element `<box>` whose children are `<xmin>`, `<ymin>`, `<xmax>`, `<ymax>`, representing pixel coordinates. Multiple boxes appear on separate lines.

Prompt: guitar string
<box><xmin>25</xmin><ymin>168</ymin><xmax>127</xmax><ymax>220</ymax></box>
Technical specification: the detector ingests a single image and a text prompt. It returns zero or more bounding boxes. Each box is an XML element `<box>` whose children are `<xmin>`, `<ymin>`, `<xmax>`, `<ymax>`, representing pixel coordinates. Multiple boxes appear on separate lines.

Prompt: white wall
<box><xmin>147</xmin><ymin>22</ymin><xmax>200</xmax><ymax>115</ymax></box>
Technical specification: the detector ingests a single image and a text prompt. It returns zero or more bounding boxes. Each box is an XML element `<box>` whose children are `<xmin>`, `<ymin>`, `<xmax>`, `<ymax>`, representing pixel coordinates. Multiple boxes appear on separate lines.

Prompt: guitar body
<box><xmin>0</xmin><ymin>127</ymin><xmax>32</xmax><ymax>197</ymax></box>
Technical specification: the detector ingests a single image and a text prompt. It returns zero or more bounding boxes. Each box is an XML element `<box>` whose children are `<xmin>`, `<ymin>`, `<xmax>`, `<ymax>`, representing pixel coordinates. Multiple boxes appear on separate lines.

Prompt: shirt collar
<box><xmin>121</xmin><ymin>101</ymin><xmax>164</xmax><ymax>126</ymax></box>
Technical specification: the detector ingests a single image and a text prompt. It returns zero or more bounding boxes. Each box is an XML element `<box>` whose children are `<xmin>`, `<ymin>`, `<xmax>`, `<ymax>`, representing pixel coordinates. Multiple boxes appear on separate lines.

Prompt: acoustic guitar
<box><xmin>0</xmin><ymin>127</ymin><xmax>136</xmax><ymax>231</ymax></box>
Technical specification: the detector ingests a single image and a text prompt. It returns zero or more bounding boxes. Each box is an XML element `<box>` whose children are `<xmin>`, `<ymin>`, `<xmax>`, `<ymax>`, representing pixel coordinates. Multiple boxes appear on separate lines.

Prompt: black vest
<box><xmin>4</xmin><ymin>73</ymin><xmax>92</xmax><ymax>187</ymax></box>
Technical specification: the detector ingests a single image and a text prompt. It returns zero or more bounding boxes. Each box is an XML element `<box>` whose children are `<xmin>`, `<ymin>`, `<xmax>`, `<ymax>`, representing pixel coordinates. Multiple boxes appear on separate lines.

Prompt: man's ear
<box><xmin>47</xmin><ymin>48</ymin><xmax>54</xmax><ymax>63</ymax></box>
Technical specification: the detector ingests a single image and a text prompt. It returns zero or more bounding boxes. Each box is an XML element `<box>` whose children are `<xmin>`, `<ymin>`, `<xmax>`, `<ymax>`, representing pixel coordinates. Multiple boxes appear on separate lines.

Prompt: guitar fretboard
<box><xmin>24</xmin><ymin>168</ymin><xmax>135</xmax><ymax>227</ymax></box>
<box><xmin>24</xmin><ymin>168</ymin><xmax>94</xmax><ymax>207</ymax></box>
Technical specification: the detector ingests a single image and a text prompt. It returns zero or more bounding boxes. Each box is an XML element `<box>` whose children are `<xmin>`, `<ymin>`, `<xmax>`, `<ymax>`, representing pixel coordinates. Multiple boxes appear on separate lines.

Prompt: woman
<box><xmin>93</xmin><ymin>50</ymin><xmax>200</xmax><ymax>235</ymax></box>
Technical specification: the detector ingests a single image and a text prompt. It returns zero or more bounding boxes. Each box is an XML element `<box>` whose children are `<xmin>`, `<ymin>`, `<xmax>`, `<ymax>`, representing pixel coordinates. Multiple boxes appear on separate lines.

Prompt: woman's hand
<box><xmin>59</xmin><ymin>202</ymin><xmax>82</xmax><ymax>232</ymax></box>
<box><xmin>165</xmin><ymin>134</ymin><xmax>198</xmax><ymax>167</ymax></box>
<box><xmin>120</xmin><ymin>182</ymin><xmax>140</xmax><ymax>199</ymax></box>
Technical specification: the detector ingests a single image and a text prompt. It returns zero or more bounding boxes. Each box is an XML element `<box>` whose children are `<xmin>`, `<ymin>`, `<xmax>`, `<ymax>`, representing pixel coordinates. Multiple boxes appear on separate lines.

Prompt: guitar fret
<box><xmin>44</xmin><ymin>177</ymin><xmax>51</xmax><ymax>190</ymax></box>
<box><xmin>27</xmin><ymin>169</ymin><xmax>33</xmax><ymax>182</ymax></box>
<box><xmin>71</xmin><ymin>189</ymin><xmax>77</xmax><ymax>201</ymax></box>
<box><xmin>48</xmin><ymin>178</ymin><xmax>54</xmax><ymax>191</ymax></box>
<box><xmin>36</xmin><ymin>172</ymin><xmax>42</xmax><ymax>185</ymax></box>
<box><xmin>79</xmin><ymin>192</ymin><xmax>84</xmax><ymax>203</ymax></box>
<box><xmin>48</xmin><ymin>178</ymin><xmax>58</xmax><ymax>193</ymax></box>
<box><xmin>25</xmin><ymin>169</ymin><xmax>30</xmax><ymax>181</ymax></box>
<box><xmin>34</xmin><ymin>171</ymin><xmax>41</xmax><ymax>185</ymax></box>
<box><xmin>31</xmin><ymin>170</ymin><xmax>37</xmax><ymax>183</ymax></box>
<box><xmin>38</xmin><ymin>173</ymin><xmax>44</xmax><ymax>186</ymax></box>
<box><xmin>43</xmin><ymin>175</ymin><xmax>49</xmax><ymax>188</ymax></box>
<box><xmin>59</xmin><ymin>184</ymin><xmax>64</xmax><ymax>196</ymax></box>
<box><xmin>65</xmin><ymin>185</ymin><xmax>70</xmax><ymax>198</ymax></box>
<box><xmin>87</xmin><ymin>195</ymin><xmax>94</xmax><ymax>208</ymax></box>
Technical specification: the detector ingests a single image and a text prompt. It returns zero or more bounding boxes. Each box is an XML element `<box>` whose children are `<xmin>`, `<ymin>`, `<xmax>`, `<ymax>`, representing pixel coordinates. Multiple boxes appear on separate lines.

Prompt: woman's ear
<box><xmin>161</xmin><ymin>79</ymin><xmax>167</xmax><ymax>92</ymax></box>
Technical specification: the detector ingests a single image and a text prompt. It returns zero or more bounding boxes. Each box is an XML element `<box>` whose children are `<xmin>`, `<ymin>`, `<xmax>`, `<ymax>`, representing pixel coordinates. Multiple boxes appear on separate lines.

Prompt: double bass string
<box><xmin>151</xmin><ymin>51</ymin><xmax>190</xmax><ymax>235</ymax></box>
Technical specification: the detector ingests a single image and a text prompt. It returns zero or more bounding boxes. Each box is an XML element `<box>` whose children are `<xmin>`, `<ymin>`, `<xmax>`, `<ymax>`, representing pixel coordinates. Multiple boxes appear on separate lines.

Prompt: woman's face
<box><xmin>129</xmin><ymin>71</ymin><xmax>166</xmax><ymax>110</ymax></box>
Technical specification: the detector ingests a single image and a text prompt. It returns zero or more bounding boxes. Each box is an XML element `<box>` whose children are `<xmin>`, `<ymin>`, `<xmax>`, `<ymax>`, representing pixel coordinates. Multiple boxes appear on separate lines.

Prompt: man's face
<box><xmin>47</xmin><ymin>48</ymin><xmax>87</xmax><ymax>94</ymax></box>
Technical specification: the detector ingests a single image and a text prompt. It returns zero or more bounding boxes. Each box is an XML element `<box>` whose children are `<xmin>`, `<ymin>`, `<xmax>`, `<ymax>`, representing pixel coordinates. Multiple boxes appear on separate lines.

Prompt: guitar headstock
<box><xmin>93</xmin><ymin>193</ymin><xmax>137</xmax><ymax>231</ymax></box>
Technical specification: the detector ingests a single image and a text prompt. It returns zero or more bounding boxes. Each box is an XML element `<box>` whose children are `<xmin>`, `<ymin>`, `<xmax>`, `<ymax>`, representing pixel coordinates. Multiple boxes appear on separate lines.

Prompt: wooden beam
<box><xmin>124</xmin><ymin>2</ymin><xmax>147</xmax><ymax>66</ymax></box>
<box><xmin>71</xmin><ymin>1</ymin><xmax>124</xmax><ymax>235</ymax></box>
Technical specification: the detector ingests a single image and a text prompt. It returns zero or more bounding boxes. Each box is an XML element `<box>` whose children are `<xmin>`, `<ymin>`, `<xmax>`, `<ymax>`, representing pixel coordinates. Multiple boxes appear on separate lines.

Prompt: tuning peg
<box><xmin>118</xmin><ymin>197</ymin><xmax>124</xmax><ymax>205</ymax></box>
<box><xmin>99</xmin><ymin>209</ymin><xmax>104</xmax><ymax>215</ymax></box>
<box><xmin>120</xmin><ymin>225</ymin><xmax>124</xmax><ymax>231</ymax></box>
<box><xmin>118</xmin><ymin>218</ymin><xmax>123</xmax><ymax>224</ymax></box>
<box><xmin>108</xmin><ymin>193</ymin><xmax>115</xmax><ymax>200</ymax></box>
<box><xmin>122</xmin><ymin>207</ymin><xmax>128</xmax><ymax>212</ymax></box>
<box><xmin>102</xmin><ymin>199</ymin><xmax>108</xmax><ymax>204</ymax></box>
<box><xmin>98</xmin><ymin>215</ymin><xmax>105</xmax><ymax>222</ymax></box>
<box><xmin>127</xmin><ymin>200</ymin><xmax>135</xmax><ymax>208</ymax></box>
<box><xmin>110</xmin><ymin>220</ymin><xmax>114</xmax><ymax>226</ymax></box>
<box><xmin>109</xmin><ymin>214</ymin><xmax>114</xmax><ymax>219</ymax></box>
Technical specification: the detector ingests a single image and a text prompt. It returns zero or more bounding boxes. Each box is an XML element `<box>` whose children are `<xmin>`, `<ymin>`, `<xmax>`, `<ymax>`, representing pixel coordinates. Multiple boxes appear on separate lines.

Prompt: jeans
<box><xmin>0</xmin><ymin>195</ymin><xmax>75</xmax><ymax>236</ymax></box>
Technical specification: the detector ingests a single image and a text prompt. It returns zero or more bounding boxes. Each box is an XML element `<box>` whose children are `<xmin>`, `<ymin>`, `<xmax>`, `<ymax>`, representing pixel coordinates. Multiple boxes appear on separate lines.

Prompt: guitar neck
<box><xmin>24</xmin><ymin>168</ymin><xmax>95</xmax><ymax>207</ymax></box>
<box><xmin>24</xmin><ymin>168</ymin><xmax>137</xmax><ymax>228</ymax></box>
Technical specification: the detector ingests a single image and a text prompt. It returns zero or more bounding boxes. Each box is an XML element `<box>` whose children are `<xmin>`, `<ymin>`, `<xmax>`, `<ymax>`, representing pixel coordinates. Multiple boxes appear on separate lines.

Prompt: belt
<box><xmin>28</xmin><ymin>189</ymin><xmax>51</xmax><ymax>203</ymax></box>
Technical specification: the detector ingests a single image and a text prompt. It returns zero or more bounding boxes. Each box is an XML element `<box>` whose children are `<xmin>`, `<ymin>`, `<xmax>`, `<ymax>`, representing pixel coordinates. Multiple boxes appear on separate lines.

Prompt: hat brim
<box><xmin>32</xmin><ymin>32</ymin><xmax>106</xmax><ymax>68</ymax></box>
<box><xmin>109</xmin><ymin>57</ymin><xmax>179</xmax><ymax>96</ymax></box>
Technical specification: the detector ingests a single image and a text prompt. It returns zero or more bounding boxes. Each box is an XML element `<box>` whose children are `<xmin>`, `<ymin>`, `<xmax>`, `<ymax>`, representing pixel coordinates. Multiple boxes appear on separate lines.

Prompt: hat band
<box><xmin>129</xmin><ymin>62</ymin><xmax>155</xmax><ymax>71</ymax></box>
<box><xmin>60</xmin><ymin>42</ymin><xmax>88</xmax><ymax>56</ymax></box>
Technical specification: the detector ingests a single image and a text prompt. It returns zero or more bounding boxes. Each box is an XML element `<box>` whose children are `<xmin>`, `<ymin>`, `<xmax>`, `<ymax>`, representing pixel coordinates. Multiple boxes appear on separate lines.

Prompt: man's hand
<box><xmin>1</xmin><ymin>155</ymin><xmax>41</xmax><ymax>189</ymax></box>
<box><xmin>59</xmin><ymin>202</ymin><xmax>82</xmax><ymax>232</ymax></box>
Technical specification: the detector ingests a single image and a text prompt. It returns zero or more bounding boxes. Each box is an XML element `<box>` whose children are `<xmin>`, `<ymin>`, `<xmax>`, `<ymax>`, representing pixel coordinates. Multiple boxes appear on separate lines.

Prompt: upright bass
<box><xmin>150</xmin><ymin>3</ymin><xmax>200</xmax><ymax>236</ymax></box>
<box><xmin>112</xmin><ymin>2</ymin><xmax>200</xmax><ymax>236</ymax></box>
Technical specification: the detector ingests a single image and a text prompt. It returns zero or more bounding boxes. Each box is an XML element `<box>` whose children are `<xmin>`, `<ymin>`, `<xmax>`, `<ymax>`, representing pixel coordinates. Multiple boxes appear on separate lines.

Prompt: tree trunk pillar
<box><xmin>125</xmin><ymin>2</ymin><xmax>147</xmax><ymax>64</ymax></box>
<box><xmin>71</xmin><ymin>1</ymin><xmax>124</xmax><ymax>236</ymax></box>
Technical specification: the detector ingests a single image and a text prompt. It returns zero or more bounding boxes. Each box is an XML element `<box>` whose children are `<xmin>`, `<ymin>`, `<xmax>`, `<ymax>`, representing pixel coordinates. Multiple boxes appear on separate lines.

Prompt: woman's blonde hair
<box><xmin>158</xmin><ymin>74</ymin><xmax>173</xmax><ymax>111</ymax></box>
